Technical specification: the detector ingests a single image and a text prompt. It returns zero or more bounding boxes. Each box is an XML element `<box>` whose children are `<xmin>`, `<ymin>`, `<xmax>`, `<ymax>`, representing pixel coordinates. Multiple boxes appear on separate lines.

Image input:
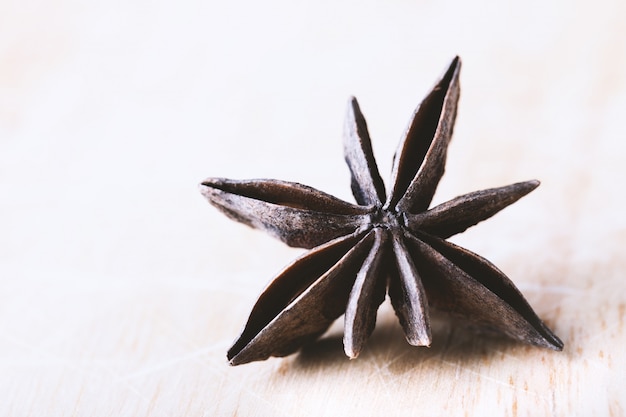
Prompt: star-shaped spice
<box><xmin>200</xmin><ymin>57</ymin><xmax>563</xmax><ymax>365</ymax></box>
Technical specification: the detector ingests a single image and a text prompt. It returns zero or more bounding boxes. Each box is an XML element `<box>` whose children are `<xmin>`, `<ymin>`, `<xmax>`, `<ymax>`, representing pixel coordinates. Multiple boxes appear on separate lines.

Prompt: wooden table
<box><xmin>1</xmin><ymin>0</ymin><xmax>624</xmax><ymax>415</ymax></box>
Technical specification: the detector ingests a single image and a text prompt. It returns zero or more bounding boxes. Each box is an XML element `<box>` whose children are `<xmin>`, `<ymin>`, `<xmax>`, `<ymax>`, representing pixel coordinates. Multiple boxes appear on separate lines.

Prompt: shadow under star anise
<box><xmin>294</xmin><ymin>310</ymin><xmax>528</xmax><ymax>371</ymax></box>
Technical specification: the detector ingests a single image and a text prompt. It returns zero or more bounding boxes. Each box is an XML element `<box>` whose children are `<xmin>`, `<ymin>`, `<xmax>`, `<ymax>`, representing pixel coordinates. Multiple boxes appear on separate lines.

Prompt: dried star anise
<box><xmin>200</xmin><ymin>57</ymin><xmax>563</xmax><ymax>365</ymax></box>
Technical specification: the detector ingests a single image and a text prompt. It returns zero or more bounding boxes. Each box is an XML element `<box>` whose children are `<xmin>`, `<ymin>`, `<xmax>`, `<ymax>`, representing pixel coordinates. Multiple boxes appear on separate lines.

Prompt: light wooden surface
<box><xmin>1</xmin><ymin>0</ymin><xmax>625</xmax><ymax>416</ymax></box>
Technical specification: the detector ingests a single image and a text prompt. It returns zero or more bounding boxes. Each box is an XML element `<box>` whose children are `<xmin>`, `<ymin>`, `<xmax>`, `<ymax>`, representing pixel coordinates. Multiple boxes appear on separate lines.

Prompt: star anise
<box><xmin>200</xmin><ymin>57</ymin><xmax>563</xmax><ymax>366</ymax></box>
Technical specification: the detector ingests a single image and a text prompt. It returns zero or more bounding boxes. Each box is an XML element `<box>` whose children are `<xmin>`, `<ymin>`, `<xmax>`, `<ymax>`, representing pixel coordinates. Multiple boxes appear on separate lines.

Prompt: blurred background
<box><xmin>1</xmin><ymin>0</ymin><xmax>625</xmax><ymax>415</ymax></box>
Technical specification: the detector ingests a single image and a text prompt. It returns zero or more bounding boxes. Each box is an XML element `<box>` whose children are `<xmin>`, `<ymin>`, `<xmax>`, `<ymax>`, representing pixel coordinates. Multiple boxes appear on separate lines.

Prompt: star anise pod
<box><xmin>200</xmin><ymin>57</ymin><xmax>563</xmax><ymax>366</ymax></box>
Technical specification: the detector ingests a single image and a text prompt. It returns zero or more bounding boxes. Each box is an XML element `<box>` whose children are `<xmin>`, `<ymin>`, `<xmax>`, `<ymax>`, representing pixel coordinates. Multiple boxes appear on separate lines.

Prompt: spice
<box><xmin>200</xmin><ymin>57</ymin><xmax>563</xmax><ymax>365</ymax></box>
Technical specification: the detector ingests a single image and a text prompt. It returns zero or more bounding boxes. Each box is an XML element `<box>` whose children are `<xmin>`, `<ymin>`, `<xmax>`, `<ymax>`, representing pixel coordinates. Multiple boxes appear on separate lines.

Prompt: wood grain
<box><xmin>1</xmin><ymin>0</ymin><xmax>625</xmax><ymax>415</ymax></box>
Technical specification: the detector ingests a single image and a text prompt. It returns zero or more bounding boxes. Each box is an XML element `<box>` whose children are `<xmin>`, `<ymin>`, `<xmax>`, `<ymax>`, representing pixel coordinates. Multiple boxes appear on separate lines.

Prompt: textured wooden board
<box><xmin>1</xmin><ymin>0</ymin><xmax>625</xmax><ymax>416</ymax></box>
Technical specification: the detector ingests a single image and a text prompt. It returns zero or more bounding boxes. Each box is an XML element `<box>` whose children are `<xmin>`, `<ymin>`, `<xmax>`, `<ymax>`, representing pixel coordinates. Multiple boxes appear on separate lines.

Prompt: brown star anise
<box><xmin>200</xmin><ymin>57</ymin><xmax>563</xmax><ymax>365</ymax></box>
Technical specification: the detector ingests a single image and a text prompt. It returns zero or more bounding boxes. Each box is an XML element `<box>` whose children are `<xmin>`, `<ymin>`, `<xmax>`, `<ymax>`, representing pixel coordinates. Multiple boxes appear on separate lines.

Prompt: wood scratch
<box><xmin>439</xmin><ymin>359</ymin><xmax>550</xmax><ymax>404</ymax></box>
<box><xmin>117</xmin><ymin>345</ymin><xmax>226</xmax><ymax>381</ymax></box>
